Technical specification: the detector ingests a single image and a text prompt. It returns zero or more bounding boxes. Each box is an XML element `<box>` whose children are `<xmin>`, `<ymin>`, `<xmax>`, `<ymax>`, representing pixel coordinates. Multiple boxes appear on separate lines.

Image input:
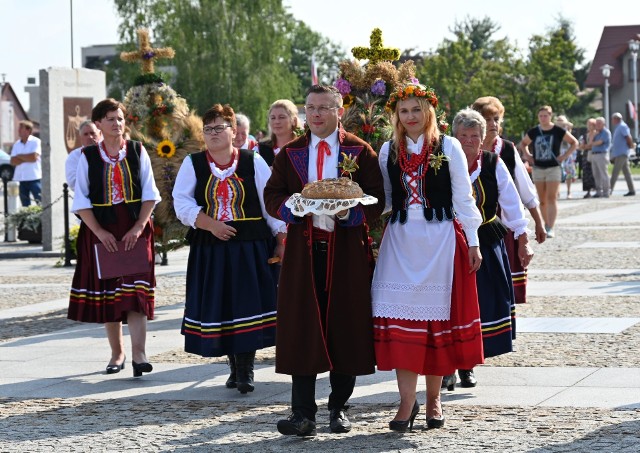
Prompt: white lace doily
<box><xmin>285</xmin><ymin>193</ymin><xmax>378</xmax><ymax>216</ymax></box>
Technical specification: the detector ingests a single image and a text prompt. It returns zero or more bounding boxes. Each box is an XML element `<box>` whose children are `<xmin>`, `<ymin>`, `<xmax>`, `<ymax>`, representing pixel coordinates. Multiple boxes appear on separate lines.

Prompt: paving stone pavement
<box><xmin>0</xmin><ymin>182</ymin><xmax>639</xmax><ymax>452</ymax></box>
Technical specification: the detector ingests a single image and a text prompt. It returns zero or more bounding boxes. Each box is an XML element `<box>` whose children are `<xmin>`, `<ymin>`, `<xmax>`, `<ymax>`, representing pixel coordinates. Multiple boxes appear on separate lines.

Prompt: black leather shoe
<box><xmin>132</xmin><ymin>361</ymin><xmax>153</xmax><ymax>378</ymax></box>
<box><xmin>329</xmin><ymin>407</ymin><xmax>351</xmax><ymax>433</ymax></box>
<box><xmin>458</xmin><ymin>369</ymin><xmax>477</xmax><ymax>388</ymax></box>
<box><xmin>441</xmin><ymin>373</ymin><xmax>457</xmax><ymax>391</ymax></box>
<box><xmin>389</xmin><ymin>400</ymin><xmax>419</xmax><ymax>432</ymax></box>
<box><xmin>277</xmin><ymin>412</ymin><xmax>316</xmax><ymax>437</ymax></box>
<box><xmin>624</xmin><ymin>192</ymin><xmax>636</xmax><ymax>196</ymax></box>
<box><xmin>106</xmin><ymin>356</ymin><xmax>125</xmax><ymax>374</ymax></box>
<box><xmin>427</xmin><ymin>415</ymin><xmax>445</xmax><ymax>429</ymax></box>
<box><xmin>225</xmin><ymin>355</ymin><xmax>237</xmax><ymax>389</ymax></box>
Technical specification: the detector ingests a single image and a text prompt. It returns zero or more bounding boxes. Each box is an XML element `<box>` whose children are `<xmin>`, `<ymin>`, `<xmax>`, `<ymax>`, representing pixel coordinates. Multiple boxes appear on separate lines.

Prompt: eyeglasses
<box><xmin>203</xmin><ymin>124</ymin><xmax>231</xmax><ymax>135</ymax></box>
<box><xmin>304</xmin><ymin>105</ymin><xmax>338</xmax><ymax>115</ymax></box>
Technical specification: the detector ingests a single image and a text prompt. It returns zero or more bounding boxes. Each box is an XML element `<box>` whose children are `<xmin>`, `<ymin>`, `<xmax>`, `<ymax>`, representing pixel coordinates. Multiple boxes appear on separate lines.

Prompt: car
<box><xmin>0</xmin><ymin>149</ymin><xmax>14</xmax><ymax>181</ymax></box>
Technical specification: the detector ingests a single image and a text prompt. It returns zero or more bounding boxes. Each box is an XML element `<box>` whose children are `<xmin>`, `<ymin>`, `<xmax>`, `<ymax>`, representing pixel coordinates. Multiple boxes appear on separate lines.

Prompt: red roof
<box><xmin>585</xmin><ymin>25</ymin><xmax>640</xmax><ymax>88</ymax></box>
<box><xmin>0</xmin><ymin>83</ymin><xmax>30</xmax><ymax>120</ymax></box>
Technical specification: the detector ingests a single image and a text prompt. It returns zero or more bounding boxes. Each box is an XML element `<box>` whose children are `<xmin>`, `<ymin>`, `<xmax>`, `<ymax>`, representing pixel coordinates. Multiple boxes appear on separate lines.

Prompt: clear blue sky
<box><xmin>2</xmin><ymin>0</ymin><xmax>639</xmax><ymax>110</ymax></box>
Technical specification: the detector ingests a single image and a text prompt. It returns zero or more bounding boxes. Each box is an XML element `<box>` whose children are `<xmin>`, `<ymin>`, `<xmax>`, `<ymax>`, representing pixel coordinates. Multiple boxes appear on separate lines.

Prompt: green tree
<box><xmin>287</xmin><ymin>20</ymin><xmax>347</xmax><ymax>103</ymax></box>
<box><xmin>518</xmin><ymin>18</ymin><xmax>582</xmax><ymax>130</ymax></box>
<box><xmin>113</xmin><ymin>0</ymin><xmax>299</xmax><ymax>127</ymax></box>
<box><xmin>417</xmin><ymin>17</ymin><xmax>524</xmax><ymax>137</ymax></box>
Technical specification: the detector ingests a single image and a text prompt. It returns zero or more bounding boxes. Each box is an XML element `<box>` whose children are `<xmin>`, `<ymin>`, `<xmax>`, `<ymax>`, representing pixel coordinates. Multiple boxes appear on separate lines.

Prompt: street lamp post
<box><xmin>601</xmin><ymin>64</ymin><xmax>614</xmax><ymax>129</ymax></box>
<box><xmin>629</xmin><ymin>39</ymin><xmax>639</xmax><ymax>141</ymax></box>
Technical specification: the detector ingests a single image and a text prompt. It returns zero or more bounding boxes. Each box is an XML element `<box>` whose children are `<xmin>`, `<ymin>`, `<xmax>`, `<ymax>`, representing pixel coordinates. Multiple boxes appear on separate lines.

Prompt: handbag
<box><xmin>94</xmin><ymin>237</ymin><xmax>151</xmax><ymax>280</ymax></box>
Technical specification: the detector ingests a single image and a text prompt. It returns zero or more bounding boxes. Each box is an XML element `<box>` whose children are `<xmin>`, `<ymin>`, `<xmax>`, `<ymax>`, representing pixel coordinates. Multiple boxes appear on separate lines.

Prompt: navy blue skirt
<box><xmin>182</xmin><ymin>239</ymin><xmax>277</xmax><ymax>357</ymax></box>
<box><xmin>476</xmin><ymin>238</ymin><xmax>516</xmax><ymax>358</ymax></box>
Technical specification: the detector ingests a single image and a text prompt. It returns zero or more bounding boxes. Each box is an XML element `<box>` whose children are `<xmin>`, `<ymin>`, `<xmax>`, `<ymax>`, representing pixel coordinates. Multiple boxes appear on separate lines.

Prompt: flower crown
<box><xmin>386</xmin><ymin>83</ymin><xmax>439</xmax><ymax>111</ymax></box>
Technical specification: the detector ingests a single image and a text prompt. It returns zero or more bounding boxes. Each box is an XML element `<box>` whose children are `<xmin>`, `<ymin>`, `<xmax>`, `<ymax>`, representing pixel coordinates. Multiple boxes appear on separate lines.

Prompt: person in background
<box><xmin>372</xmin><ymin>84</ymin><xmax>484</xmax><ymax>431</ymax></box>
<box><xmin>582</xmin><ymin>117</ymin><xmax>611</xmax><ymax>198</ymax></box>
<box><xmin>10</xmin><ymin>120</ymin><xmax>42</xmax><ymax>207</ymax></box>
<box><xmin>519</xmin><ymin>105</ymin><xmax>578</xmax><ymax>238</ymax></box>
<box><xmin>609</xmin><ymin>112</ymin><xmax>636</xmax><ymax>196</ymax></box>
<box><xmin>233</xmin><ymin>113</ymin><xmax>258</xmax><ymax>150</ymax></box>
<box><xmin>445</xmin><ymin>108</ymin><xmax>532</xmax><ymax>391</ymax></box>
<box><xmin>67</xmin><ymin>98</ymin><xmax>161</xmax><ymax>378</ymax></box>
<box><xmin>66</xmin><ymin>120</ymin><xmax>102</xmax><ymax>189</ymax></box>
<box><xmin>264</xmin><ymin>85</ymin><xmax>384</xmax><ymax>437</ymax></box>
<box><xmin>173</xmin><ymin>104</ymin><xmax>285</xmax><ymax>395</ymax></box>
<box><xmin>579</xmin><ymin>118</ymin><xmax>597</xmax><ymax>198</ymax></box>
<box><xmin>256</xmin><ymin>99</ymin><xmax>302</xmax><ymax>167</ymax></box>
<box><xmin>555</xmin><ymin>115</ymin><xmax>577</xmax><ymax>199</ymax></box>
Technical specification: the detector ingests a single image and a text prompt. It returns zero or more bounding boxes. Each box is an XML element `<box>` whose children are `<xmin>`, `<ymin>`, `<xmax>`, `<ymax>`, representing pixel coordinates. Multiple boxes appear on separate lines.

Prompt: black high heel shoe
<box><xmin>389</xmin><ymin>400</ymin><xmax>420</xmax><ymax>432</ymax></box>
<box><xmin>427</xmin><ymin>413</ymin><xmax>445</xmax><ymax>429</ymax></box>
<box><xmin>132</xmin><ymin>361</ymin><xmax>153</xmax><ymax>377</ymax></box>
<box><xmin>441</xmin><ymin>373</ymin><xmax>457</xmax><ymax>391</ymax></box>
<box><xmin>106</xmin><ymin>356</ymin><xmax>126</xmax><ymax>374</ymax></box>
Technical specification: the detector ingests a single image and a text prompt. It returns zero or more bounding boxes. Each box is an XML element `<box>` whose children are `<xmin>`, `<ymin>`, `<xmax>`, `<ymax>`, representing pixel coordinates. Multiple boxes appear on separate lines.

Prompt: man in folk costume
<box><xmin>264</xmin><ymin>84</ymin><xmax>384</xmax><ymax>436</ymax></box>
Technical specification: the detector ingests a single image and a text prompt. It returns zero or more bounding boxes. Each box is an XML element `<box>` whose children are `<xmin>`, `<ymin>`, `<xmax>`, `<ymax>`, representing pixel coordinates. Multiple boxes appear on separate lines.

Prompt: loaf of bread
<box><xmin>301</xmin><ymin>177</ymin><xmax>364</xmax><ymax>199</ymax></box>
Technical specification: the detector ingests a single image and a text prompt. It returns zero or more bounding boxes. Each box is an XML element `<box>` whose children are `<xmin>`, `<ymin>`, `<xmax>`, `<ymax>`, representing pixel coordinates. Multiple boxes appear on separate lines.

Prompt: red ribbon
<box><xmin>317</xmin><ymin>140</ymin><xmax>331</xmax><ymax>179</ymax></box>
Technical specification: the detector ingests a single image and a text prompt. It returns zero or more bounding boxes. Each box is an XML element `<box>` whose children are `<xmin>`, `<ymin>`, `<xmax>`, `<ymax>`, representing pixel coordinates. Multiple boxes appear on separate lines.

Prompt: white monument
<box><xmin>39</xmin><ymin>67</ymin><xmax>106</xmax><ymax>251</ymax></box>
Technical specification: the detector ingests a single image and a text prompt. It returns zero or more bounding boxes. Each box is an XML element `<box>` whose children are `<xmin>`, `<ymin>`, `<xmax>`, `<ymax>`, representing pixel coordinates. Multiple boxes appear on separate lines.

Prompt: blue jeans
<box><xmin>19</xmin><ymin>179</ymin><xmax>42</xmax><ymax>207</ymax></box>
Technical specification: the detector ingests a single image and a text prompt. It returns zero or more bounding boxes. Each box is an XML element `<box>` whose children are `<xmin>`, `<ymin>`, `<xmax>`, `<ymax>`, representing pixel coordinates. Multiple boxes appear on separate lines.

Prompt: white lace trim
<box><xmin>372</xmin><ymin>301</ymin><xmax>451</xmax><ymax>321</ymax></box>
<box><xmin>372</xmin><ymin>281</ymin><xmax>451</xmax><ymax>293</ymax></box>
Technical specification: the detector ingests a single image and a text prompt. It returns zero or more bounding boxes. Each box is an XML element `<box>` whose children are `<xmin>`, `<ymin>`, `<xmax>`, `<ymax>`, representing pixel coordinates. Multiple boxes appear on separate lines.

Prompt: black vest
<box><xmin>474</xmin><ymin>151</ymin><xmax>508</xmax><ymax>245</ymax></box>
<box><xmin>257</xmin><ymin>142</ymin><xmax>275</xmax><ymax>167</ymax></box>
<box><xmin>84</xmin><ymin>140</ymin><xmax>142</xmax><ymax>225</ymax></box>
<box><xmin>186</xmin><ymin>149</ymin><xmax>271</xmax><ymax>245</ymax></box>
<box><xmin>387</xmin><ymin>137</ymin><xmax>455</xmax><ymax>224</ymax></box>
<box><xmin>499</xmin><ymin>139</ymin><xmax>517</xmax><ymax>182</ymax></box>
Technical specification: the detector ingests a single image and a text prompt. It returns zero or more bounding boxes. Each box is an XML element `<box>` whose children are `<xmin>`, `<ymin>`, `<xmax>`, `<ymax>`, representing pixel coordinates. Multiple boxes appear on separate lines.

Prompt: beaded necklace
<box><xmin>398</xmin><ymin>137</ymin><xmax>435</xmax><ymax>180</ymax></box>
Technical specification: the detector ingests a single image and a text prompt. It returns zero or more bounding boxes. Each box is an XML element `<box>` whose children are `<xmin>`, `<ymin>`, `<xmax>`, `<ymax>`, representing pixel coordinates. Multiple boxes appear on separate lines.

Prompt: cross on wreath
<box><xmin>120</xmin><ymin>29</ymin><xmax>175</xmax><ymax>74</ymax></box>
<box><xmin>351</xmin><ymin>28</ymin><xmax>400</xmax><ymax>64</ymax></box>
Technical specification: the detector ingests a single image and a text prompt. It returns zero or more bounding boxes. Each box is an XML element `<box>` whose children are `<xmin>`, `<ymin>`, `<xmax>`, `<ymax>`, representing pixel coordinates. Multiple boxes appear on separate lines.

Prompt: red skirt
<box><xmin>503</xmin><ymin>228</ymin><xmax>527</xmax><ymax>303</ymax></box>
<box><xmin>68</xmin><ymin>203</ymin><xmax>155</xmax><ymax>323</ymax></box>
<box><xmin>373</xmin><ymin>221</ymin><xmax>484</xmax><ymax>376</ymax></box>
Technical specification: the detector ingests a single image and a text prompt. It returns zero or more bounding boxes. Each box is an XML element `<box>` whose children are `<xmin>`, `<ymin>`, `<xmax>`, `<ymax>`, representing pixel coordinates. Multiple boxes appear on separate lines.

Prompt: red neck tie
<box><xmin>317</xmin><ymin>140</ymin><xmax>331</xmax><ymax>179</ymax></box>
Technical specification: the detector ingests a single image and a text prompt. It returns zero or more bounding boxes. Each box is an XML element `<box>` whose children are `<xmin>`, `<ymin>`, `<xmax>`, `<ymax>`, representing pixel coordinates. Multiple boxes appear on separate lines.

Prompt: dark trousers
<box><xmin>19</xmin><ymin>179</ymin><xmax>41</xmax><ymax>207</ymax></box>
<box><xmin>290</xmin><ymin>241</ymin><xmax>356</xmax><ymax>420</ymax></box>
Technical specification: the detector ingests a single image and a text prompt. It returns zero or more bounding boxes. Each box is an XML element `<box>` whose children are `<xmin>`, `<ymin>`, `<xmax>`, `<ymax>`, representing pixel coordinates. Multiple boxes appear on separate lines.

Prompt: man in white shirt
<box><xmin>10</xmin><ymin>120</ymin><xmax>42</xmax><ymax>206</ymax></box>
<box><xmin>65</xmin><ymin>120</ymin><xmax>102</xmax><ymax>190</ymax></box>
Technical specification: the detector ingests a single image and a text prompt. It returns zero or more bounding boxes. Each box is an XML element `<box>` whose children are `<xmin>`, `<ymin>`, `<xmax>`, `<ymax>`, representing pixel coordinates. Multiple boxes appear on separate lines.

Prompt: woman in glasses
<box><xmin>173</xmin><ymin>104</ymin><xmax>286</xmax><ymax>394</ymax></box>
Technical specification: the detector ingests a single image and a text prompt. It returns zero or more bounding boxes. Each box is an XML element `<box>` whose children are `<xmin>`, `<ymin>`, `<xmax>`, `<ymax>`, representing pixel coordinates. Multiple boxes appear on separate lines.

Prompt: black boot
<box><xmin>441</xmin><ymin>373</ymin><xmax>457</xmax><ymax>391</ymax></box>
<box><xmin>235</xmin><ymin>351</ymin><xmax>256</xmax><ymax>394</ymax></box>
<box><xmin>225</xmin><ymin>355</ymin><xmax>237</xmax><ymax>389</ymax></box>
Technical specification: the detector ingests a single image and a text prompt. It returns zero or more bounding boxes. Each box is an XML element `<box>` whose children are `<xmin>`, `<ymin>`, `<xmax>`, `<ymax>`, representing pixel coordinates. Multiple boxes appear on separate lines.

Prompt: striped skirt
<box><xmin>477</xmin><ymin>238</ymin><xmax>516</xmax><ymax>358</ymax></box>
<box><xmin>503</xmin><ymin>229</ymin><xmax>527</xmax><ymax>303</ymax></box>
<box><xmin>373</xmin><ymin>221</ymin><xmax>484</xmax><ymax>376</ymax></box>
<box><xmin>181</xmin><ymin>239</ymin><xmax>277</xmax><ymax>357</ymax></box>
<box><xmin>68</xmin><ymin>203</ymin><xmax>155</xmax><ymax>323</ymax></box>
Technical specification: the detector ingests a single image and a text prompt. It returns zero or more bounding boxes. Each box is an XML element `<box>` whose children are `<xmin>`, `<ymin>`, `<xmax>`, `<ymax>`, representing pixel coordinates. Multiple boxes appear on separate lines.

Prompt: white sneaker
<box><xmin>546</xmin><ymin>228</ymin><xmax>555</xmax><ymax>238</ymax></box>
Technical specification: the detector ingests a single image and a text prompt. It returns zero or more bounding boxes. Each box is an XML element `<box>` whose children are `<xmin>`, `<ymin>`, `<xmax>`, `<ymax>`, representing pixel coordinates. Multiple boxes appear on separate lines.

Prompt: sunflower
<box><xmin>156</xmin><ymin>139</ymin><xmax>176</xmax><ymax>159</ymax></box>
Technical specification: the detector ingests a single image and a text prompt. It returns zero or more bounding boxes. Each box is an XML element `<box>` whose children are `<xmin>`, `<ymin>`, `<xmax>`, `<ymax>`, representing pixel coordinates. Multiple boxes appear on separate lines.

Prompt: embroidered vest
<box><xmin>84</xmin><ymin>140</ymin><xmax>142</xmax><ymax>225</ymax></box>
<box><xmin>186</xmin><ymin>149</ymin><xmax>271</xmax><ymax>245</ymax></box>
<box><xmin>387</xmin><ymin>136</ymin><xmax>455</xmax><ymax>224</ymax></box>
<box><xmin>257</xmin><ymin>141</ymin><xmax>275</xmax><ymax>167</ymax></box>
<box><xmin>474</xmin><ymin>151</ymin><xmax>508</xmax><ymax>245</ymax></box>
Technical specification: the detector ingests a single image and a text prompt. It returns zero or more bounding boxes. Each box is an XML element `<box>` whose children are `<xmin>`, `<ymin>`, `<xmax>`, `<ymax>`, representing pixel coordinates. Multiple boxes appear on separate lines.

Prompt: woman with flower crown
<box><xmin>371</xmin><ymin>83</ymin><xmax>484</xmax><ymax>431</ymax></box>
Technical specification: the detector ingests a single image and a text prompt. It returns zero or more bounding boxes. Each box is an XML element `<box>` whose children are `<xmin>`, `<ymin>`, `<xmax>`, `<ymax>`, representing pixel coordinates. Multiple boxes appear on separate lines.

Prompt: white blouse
<box><xmin>378</xmin><ymin>135</ymin><xmax>482</xmax><ymax>247</ymax></box>
<box><xmin>72</xmin><ymin>141</ymin><xmax>161</xmax><ymax>213</ymax></box>
<box><xmin>469</xmin><ymin>151</ymin><xmax>530</xmax><ymax>239</ymax></box>
<box><xmin>172</xmin><ymin>151</ymin><xmax>286</xmax><ymax>235</ymax></box>
<box><xmin>493</xmin><ymin>136</ymin><xmax>540</xmax><ymax>209</ymax></box>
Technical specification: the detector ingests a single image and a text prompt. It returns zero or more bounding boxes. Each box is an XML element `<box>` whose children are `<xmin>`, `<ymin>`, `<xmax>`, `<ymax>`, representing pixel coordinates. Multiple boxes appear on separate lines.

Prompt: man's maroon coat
<box><xmin>264</xmin><ymin>128</ymin><xmax>384</xmax><ymax>376</ymax></box>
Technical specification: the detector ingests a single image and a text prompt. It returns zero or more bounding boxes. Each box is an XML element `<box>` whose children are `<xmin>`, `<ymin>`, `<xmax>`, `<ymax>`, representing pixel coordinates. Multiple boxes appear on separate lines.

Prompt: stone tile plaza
<box><xmin>0</xmin><ymin>181</ymin><xmax>639</xmax><ymax>452</ymax></box>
